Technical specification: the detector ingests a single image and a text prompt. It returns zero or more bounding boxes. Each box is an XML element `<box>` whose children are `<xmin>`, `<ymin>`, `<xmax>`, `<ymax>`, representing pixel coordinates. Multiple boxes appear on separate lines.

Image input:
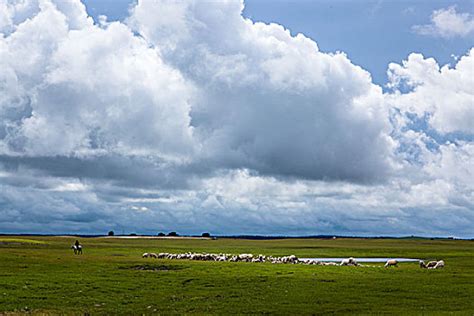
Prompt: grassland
<box><xmin>0</xmin><ymin>236</ymin><xmax>473</xmax><ymax>315</ymax></box>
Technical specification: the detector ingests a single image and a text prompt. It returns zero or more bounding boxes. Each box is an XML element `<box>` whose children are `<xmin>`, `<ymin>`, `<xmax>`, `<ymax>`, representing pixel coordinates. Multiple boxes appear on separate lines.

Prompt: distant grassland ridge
<box><xmin>0</xmin><ymin>238</ymin><xmax>46</xmax><ymax>244</ymax></box>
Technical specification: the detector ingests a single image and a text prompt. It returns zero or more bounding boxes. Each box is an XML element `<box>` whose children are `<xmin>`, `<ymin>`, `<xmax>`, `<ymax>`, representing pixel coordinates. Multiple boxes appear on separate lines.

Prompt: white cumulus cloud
<box><xmin>413</xmin><ymin>6</ymin><xmax>474</xmax><ymax>38</ymax></box>
<box><xmin>387</xmin><ymin>49</ymin><xmax>474</xmax><ymax>134</ymax></box>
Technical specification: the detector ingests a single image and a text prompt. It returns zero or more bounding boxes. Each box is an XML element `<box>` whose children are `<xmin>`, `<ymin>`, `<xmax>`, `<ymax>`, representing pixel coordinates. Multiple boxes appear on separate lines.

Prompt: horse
<box><xmin>71</xmin><ymin>244</ymin><xmax>83</xmax><ymax>255</ymax></box>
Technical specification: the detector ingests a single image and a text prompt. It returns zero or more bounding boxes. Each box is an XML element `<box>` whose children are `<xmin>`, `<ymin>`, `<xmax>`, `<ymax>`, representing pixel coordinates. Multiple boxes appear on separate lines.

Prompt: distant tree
<box><xmin>201</xmin><ymin>232</ymin><xmax>211</xmax><ymax>238</ymax></box>
<box><xmin>168</xmin><ymin>231</ymin><xmax>178</xmax><ymax>237</ymax></box>
<box><xmin>108</xmin><ymin>231</ymin><xmax>114</xmax><ymax>236</ymax></box>
<box><xmin>129</xmin><ymin>233</ymin><xmax>137</xmax><ymax>236</ymax></box>
<box><xmin>157</xmin><ymin>232</ymin><xmax>166</xmax><ymax>237</ymax></box>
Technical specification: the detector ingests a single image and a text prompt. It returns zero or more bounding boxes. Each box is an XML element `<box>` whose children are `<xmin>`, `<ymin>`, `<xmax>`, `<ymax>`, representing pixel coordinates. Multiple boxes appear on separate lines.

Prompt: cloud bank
<box><xmin>0</xmin><ymin>0</ymin><xmax>473</xmax><ymax>237</ymax></box>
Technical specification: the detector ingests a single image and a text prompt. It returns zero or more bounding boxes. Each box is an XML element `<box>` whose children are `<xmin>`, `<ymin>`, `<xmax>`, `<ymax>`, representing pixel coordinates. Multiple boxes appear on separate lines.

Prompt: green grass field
<box><xmin>0</xmin><ymin>236</ymin><xmax>473</xmax><ymax>315</ymax></box>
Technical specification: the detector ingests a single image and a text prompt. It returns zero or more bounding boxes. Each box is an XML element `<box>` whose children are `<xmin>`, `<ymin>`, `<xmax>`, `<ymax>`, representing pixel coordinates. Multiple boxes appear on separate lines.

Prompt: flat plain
<box><xmin>0</xmin><ymin>236</ymin><xmax>473</xmax><ymax>315</ymax></box>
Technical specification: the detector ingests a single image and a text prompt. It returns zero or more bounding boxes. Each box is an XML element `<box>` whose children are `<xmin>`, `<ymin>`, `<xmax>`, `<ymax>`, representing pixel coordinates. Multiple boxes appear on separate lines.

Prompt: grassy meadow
<box><xmin>0</xmin><ymin>236</ymin><xmax>473</xmax><ymax>315</ymax></box>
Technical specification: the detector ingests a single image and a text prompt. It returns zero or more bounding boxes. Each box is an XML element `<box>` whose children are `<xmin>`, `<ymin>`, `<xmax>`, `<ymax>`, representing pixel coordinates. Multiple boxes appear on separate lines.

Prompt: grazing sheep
<box><xmin>301</xmin><ymin>259</ymin><xmax>319</xmax><ymax>265</ymax></box>
<box><xmin>217</xmin><ymin>255</ymin><xmax>227</xmax><ymax>262</ymax></box>
<box><xmin>340</xmin><ymin>257</ymin><xmax>358</xmax><ymax>266</ymax></box>
<box><xmin>431</xmin><ymin>260</ymin><xmax>445</xmax><ymax>269</ymax></box>
<box><xmin>426</xmin><ymin>260</ymin><xmax>438</xmax><ymax>268</ymax></box>
<box><xmin>238</xmin><ymin>254</ymin><xmax>253</xmax><ymax>262</ymax></box>
<box><xmin>323</xmin><ymin>262</ymin><xmax>338</xmax><ymax>266</ymax></box>
<box><xmin>142</xmin><ymin>253</ymin><xmax>150</xmax><ymax>258</ymax></box>
<box><xmin>340</xmin><ymin>259</ymin><xmax>349</xmax><ymax>266</ymax></box>
<box><xmin>384</xmin><ymin>259</ymin><xmax>398</xmax><ymax>268</ymax></box>
<box><xmin>149</xmin><ymin>253</ymin><xmax>158</xmax><ymax>259</ymax></box>
<box><xmin>419</xmin><ymin>260</ymin><xmax>445</xmax><ymax>269</ymax></box>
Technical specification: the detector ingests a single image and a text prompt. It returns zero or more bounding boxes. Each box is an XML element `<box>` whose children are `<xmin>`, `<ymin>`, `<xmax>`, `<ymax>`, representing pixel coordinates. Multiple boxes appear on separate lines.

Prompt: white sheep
<box><xmin>238</xmin><ymin>254</ymin><xmax>253</xmax><ymax>262</ymax></box>
<box><xmin>426</xmin><ymin>260</ymin><xmax>438</xmax><ymax>268</ymax></box>
<box><xmin>384</xmin><ymin>259</ymin><xmax>398</xmax><ymax>268</ymax></box>
<box><xmin>288</xmin><ymin>255</ymin><xmax>298</xmax><ymax>263</ymax></box>
<box><xmin>322</xmin><ymin>262</ymin><xmax>337</xmax><ymax>266</ymax></box>
<box><xmin>340</xmin><ymin>259</ymin><xmax>350</xmax><ymax>266</ymax></box>
<box><xmin>340</xmin><ymin>257</ymin><xmax>358</xmax><ymax>266</ymax></box>
<box><xmin>431</xmin><ymin>260</ymin><xmax>445</xmax><ymax>269</ymax></box>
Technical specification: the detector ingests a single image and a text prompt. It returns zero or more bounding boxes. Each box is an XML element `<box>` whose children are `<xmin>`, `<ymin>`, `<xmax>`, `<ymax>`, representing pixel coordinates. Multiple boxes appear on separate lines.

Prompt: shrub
<box><xmin>201</xmin><ymin>232</ymin><xmax>211</xmax><ymax>238</ymax></box>
<box><xmin>157</xmin><ymin>232</ymin><xmax>165</xmax><ymax>237</ymax></box>
<box><xmin>108</xmin><ymin>231</ymin><xmax>114</xmax><ymax>236</ymax></box>
<box><xmin>167</xmin><ymin>232</ymin><xmax>178</xmax><ymax>237</ymax></box>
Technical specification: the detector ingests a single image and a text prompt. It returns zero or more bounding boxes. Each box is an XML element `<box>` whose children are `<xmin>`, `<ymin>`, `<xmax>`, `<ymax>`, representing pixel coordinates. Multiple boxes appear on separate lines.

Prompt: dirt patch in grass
<box><xmin>120</xmin><ymin>264</ymin><xmax>185</xmax><ymax>272</ymax></box>
<box><xmin>318</xmin><ymin>279</ymin><xmax>336</xmax><ymax>283</ymax></box>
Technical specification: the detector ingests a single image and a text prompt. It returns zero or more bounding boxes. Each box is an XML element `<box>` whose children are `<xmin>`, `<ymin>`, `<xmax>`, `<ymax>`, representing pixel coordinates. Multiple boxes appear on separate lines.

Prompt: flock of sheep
<box><xmin>141</xmin><ymin>252</ymin><xmax>445</xmax><ymax>269</ymax></box>
<box><xmin>142</xmin><ymin>252</ymin><xmax>300</xmax><ymax>264</ymax></box>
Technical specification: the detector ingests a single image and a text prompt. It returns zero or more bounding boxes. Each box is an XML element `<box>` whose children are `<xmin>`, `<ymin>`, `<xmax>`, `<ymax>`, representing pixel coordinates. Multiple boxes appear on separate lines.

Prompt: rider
<box><xmin>75</xmin><ymin>239</ymin><xmax>80</xmax><ymax>248</ymax></box>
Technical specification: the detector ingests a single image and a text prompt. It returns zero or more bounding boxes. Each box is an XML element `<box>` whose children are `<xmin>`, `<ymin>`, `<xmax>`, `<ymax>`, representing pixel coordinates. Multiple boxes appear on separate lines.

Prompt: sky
<box><xmin>0</xmin><ymin>0</ymin><xmax>473</xmax><ymax>237</ymax></box>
